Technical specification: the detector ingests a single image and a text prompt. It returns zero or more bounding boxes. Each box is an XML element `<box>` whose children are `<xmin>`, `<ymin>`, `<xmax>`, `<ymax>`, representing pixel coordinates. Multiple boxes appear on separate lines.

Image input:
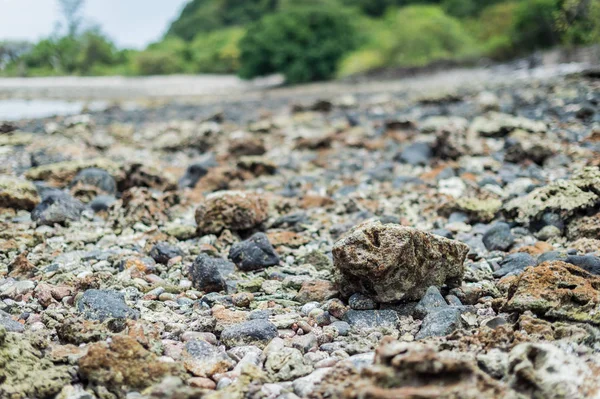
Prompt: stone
<box><xmin>396</xmin><ymin>142</ymin><xmax>432</xmax><ymax>165</ymax></box>
<box><xmin>89</xmin><ymin>194</ymin><xmax>116</xmax><ymax>212</ymax></box>
<box><xmin>415</xmin><ymin>307</ymin><xmax>463</xmax><ymax>339</ymax></box>
<box><xmin>0</xmin><ymin>310</ymin><xmax>24</xmax><ymax>333</ymax></box>
<box><xmin>78</xmin><ymin>335</ymin><xmax>184</xmax><ymax>398</ymax></box>
<box><xmin>188</xmin><ymin>254</ymin><xmax>235</xmax><ymax>293</ymax></box>
<box><xmin>69</xmin><ymin>168</ymin><xmax>117</xmax><ymax>195</ymax></box>
<box><xmin>493</xmin><ymin>252</ymin><xmax>536</xmax><ymax>278</ymax></box>
<box><xmin>265</xmin><ymin>347</ymin><xmax>313</xmax><ymax>382</ymax></box>
<box><xmin>470</xmin><ymin>112</ymin><xmax>547</xmax><ymax>137</ymax></box>
<box><xmin>0</xmin><ymin>176</ymin><xmax>40</xmax><ymax>210</ymax></box>
<box><xmin>229</xmin><ymin>232</ymin><xmax>280</xmax><ymax>271</ymax></box>
<box><xmin>453</xmin><ymin>197</ymin><xmax>502</xmax><ymax>223</ymax></box>
<box><xmin>179</xmin><ymin>160</ymin><xmax>216</xmax><ymax>189</ymax></box>
<box><xmin>195</xmin><ymin>190</ymin><xmax>269</xmax><ymax>234</ymax></box>
<box><xmin>25</xmin><ymin>158</ymin><xmax>120</xmax><ymax>186</ymax></box>
<box><xmin>564</xmin><ymin>254</ymin><xmax>600</xmax><ymax>275</ymax></box>
<box><xmin>31</xmin><ymin>192</ymin><xmax>86</xmax><ymax>226</ymax></box>
<box><xmin>332</xmin><ymin>220</ymin><xmax>469</xmax><ymax>302</ymax></box>
<box><xmin>149</xmin><ymin>242</ymin><xmax>184</xmax><ymax>265</ymax></box>
<box><xmin>220</xmin><ymin>319</ymin><xmax>278</xmax><ymax>348</ymax></box>
<box><xmin>508</xmin><ymin>343</ymin><xmax>600</xmax><ymax>399</ymax></box>
<box><xmin>182</xmin><ymin>340</ymin><xmax>235</xmax><ymax>377</ymax></box>
<box><xmin>504</xmin><ymin>167</ymin><xmax>600</xmax><ymax>224</ymax></box>
<box><xmin>482</xmin><ymin>223</ymin><xmax>514</xmax><ymax>251</ymax></box>
<box><xmin>343</xmin><ymin>309</ymin><xmax>399</xmax><ymax>329</ymax></box>
<box><xmin>348</xmin><ymin>293</ymin><xmax>377</xmax><ymax>310</ymax></box>
<box><xmin>77</xmin><ymin>289</ymin><xmax>139</xmax><ymax>321</ymax></box>
<box><xmin>295</xmin><ymin>280</ymin><xmax>338</xmax><ymax>304</ymax></box>
<box><xmin>312</xmin><ymin>339</ymin><xmax>514</xmax><ymax>399</ymax></box>
<box><xmin>414</xmin><ymin>286</ymin><xmax>448</xmax><ymax>319</ymax></box>
<box><xmin>502</xmin><ymin>261</ymin><xmax>600</xmax><ymax>324</ymax></box>
<box><xmin>293</xmin><ymin>368</ymin><xmax>331</xmax><ymax>397</ymax></box>
<box><xmin>0</xmin><ymin>327</ymin><xmax>73</xmax><ymax>399</ymax></box>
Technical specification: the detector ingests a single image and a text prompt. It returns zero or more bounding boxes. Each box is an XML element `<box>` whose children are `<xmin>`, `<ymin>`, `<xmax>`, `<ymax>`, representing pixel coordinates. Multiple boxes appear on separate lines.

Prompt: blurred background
<box><xmin>1</xmin><ymin>0</ymin><xmax>599</xmax><ymax>84</ymax></box>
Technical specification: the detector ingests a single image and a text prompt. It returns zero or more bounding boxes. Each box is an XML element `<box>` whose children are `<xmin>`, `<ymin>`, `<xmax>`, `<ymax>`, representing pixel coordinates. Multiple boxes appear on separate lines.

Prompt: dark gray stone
<box><xmin>31</xmin><ymin>192</ymin><xmax>86</xmax><ymax>226</ymax></box>
<box><xmin>348</xmin><ymin>293</ymin><xmax>377</xmax><ymax>310</ymax></box>
<box><xmin>431</xmin><ymin>229</ymin><xmax>453</xmax><ymax>239</ymax></box>
<box><xmin>493</xmin><ymin>252</ymin><xmax>536</xmax><ymax>278</ymax></box>
<box><xmin>396</xmin><ymin>142</ymin><xmax>432</xmax><ymax>165</ymax></box>
<box><xmin>220</xmin><ymin>319</ymin><xmax>278</xmax><ymax>348</ymax></box>
<box><xmin>77</xmin><ymin>289</ymin><xmax>139</xmax><ymax>321</ymax></box>
<box><xmin>179</xmin><ymin>160</ymin><xmax>216</xmax><ymax>189</ymax></box>
<box><xmin>89</xmin><ymin>195</ymin><xmax>116</xmax><ymax>212</ymax></box>
<box><xmin>565</xmin><ymin>255</ymin><xmax>600</xmax><ymax>275</ymax></box>
<box><xmin>229</xmin><ymin>233</ymin><xmax>279</xmax><ymax>271</ymax></box>
<box><xmin>188</xmin><ymin>254</ymin><xmax>235</xmax><ymax>293</ymax></box>
<box><xmin>343</xmin><ymin>309</ymin><xmax>399</xmax><ymax>329</ymax></box>
<box><xmin>149</xmin><ymin>242</ymin><xmax>184</xmax><ymax>265</ymax></box>
<box><xmin>482</xmin><ymin>222</ymin><xmax>514</xmax><ymax>251</ymax></box>
<box><xmin>482</xmin><ymin>316</ymin><xmax>508</xmax><ymax>329</ymax></box>
<box><xmin>0</xmin><ymin>310</ymin><xmax>24</xmax><ymax>333</ymax></box>
<box><xmin>330</xmin><ymin>321</ymin><xmax>351</xmax><ymax>336</ymax></box>
<box><xmin>415</xmin><ymin>307</ymin><xmax>463</xmax><ymax>340</ymax></box>
<box><xmin>414</xmin><ymin>286</ymin><xmax>448</xmax><ymax>319</ymax></box>
<box><xmin>537</xmin><ymin>251</ymin><xmax>565</xmax><ymax>264</ymax></box>
<box><xmin>70</xmin><ymin>168</ymin><xmax>117</xmax><ymax>195</ymax></box>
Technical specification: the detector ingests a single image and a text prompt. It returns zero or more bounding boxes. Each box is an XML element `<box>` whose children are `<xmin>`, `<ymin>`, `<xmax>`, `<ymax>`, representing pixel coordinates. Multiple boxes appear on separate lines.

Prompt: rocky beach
<box><xmin>1</xmin><ymin>63</ymin><xmax>600</xmax><ymax>399</ymax></box>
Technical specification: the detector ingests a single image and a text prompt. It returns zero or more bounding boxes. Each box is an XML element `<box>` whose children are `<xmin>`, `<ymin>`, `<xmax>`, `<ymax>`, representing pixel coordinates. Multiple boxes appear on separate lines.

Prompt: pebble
<box><xmin>482</xmin><ymin>222</ymin><xmax>515</xmax><ymax>251</ymax></box>
<box><xmin>229</xmin><ymin>233</ymin><xmax>280</xmax><ymax>271</ymax></box>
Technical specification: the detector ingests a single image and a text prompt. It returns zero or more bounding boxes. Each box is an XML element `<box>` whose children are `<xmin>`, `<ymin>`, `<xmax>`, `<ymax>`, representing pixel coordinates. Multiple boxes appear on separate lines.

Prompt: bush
<box><xmin>77</xmin><ymin>30</ymin><xmax>119</xmax><ymax>74</ymax></box>
<box><xmin>471</xmin><ymin>2</ymin><xmax>518</xmax><ymax>59</ymax></box>
<box><xmin>238</xmin><ymin>6</ymin><xmax>358</xmax><ymax>83</ymax></box>
<box><xmin>555</xmin><ymin>0</ymin><xmax>600</xmax><ymax>45</ymax></box>
<box><xmin>133</xmin><ymin>50</ymin><xmax>185</xmax><ymax>75</ymax></box>
<box><xmin>511</xmin><ymin>0</ymin><xmax>561</xmax><ymax>51</ymax></box>
<box><xmin>190</xmin><ymin>27</ymin><xmax>245</xmax><ymax>73</ymax></box>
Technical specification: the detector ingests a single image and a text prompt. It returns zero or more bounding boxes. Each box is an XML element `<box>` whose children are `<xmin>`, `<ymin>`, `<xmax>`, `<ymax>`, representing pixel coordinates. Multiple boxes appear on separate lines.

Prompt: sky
<box><xmin>0</xmin><ymin>0</ymin><xmax>189</xmax><ymax>48</ymax></box>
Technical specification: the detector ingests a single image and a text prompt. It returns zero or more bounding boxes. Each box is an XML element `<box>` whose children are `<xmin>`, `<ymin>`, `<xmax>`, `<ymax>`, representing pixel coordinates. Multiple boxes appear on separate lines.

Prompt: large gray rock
<box><xmin>77</xmin><ymin>289</ymin><xmax>139</xmax><ymax>321</ymax></box>
<box><xmin>332</xmin><ymin>221</ymin><xmax>469</xmax><ymax>302</ymax></box>
<box><xmin>220</xmin><ymin>319</ymin><xmax>278</xmax><ymax>348</ymax></box>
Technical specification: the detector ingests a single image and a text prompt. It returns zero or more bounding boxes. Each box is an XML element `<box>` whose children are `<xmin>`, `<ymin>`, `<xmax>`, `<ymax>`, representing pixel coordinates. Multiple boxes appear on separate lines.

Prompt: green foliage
<box><xmin>340</xmin><ymin>5</ymin><xmax>475</xmax><ymax>75</ymax></box>
<box><xmin>555</xmin><ymin>0</ymin><xmax>600</xmax><ymax>45</ymax></box>
<box><xmin>469</xmin><ymin>2</ymin><xmax>518</xmax><ymax>59</ymax></box>
<box><xmin>238</xmin><ymin>6</ymin><xmax>358</xmax><ymax>83</ymax></box>
<box><xmin>190</xmin><ymin>27</ymin><xmax>245</xmax><ymax>73</ymax></box>
<box><xmin>167</xmin><ymin>0</ymin><xmax>277</xmax><ymax>41</ymax></box>
<box><xmin>511</xmin><ymin>0</ymin><xmax>561</xmax><ymax>51</ymax></box>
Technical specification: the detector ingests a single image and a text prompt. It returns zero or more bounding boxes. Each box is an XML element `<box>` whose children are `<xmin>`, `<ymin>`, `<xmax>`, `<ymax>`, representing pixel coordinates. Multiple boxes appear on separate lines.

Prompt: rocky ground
<box><xmin>1</xmin><ymin>65</ymin><xmax>600</xmax><ymax>399</ymax></box>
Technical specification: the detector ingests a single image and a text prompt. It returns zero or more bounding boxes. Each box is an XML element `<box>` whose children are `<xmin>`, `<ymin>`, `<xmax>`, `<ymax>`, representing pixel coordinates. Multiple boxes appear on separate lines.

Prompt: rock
<box><xmin>295</xmin><ymin>280</ymin><xmax>338</xmax><ymax>304</ymax></box>
<box><xmin>89</xmin><ymin>194</ymin><xmax>116</xmax><ymax>212</ymax></box>
<box><xmin>195</xmin><ymin>190</ymin><xmax>269</xmax><ymax>234</ymax></box>
<box><xmin>25</xmin><ymin>158</ymin><xmax>120</xmax><ymax>186</ymax></box>
<box><xmin>564</xmin><ymin>254</ymin><xmax>600</xmax><ymax>275</ymax></box>
<box><xmin>330</xmin><ymin>321</ymin><xmax>351</xmax><ymax>336</ymax></box>
<box><xmin>78</xmin><ymin>335</ymin><xmax>184</xmax><ymax>398</ymax></box>
<box><xmin>220</xmin><ymin>319</ymin><xmax>278</xmax><ymax>348</ymax></box>
<box><xmin>414</xmin><ymin>286</ymin><xmax>448</xmax><ymax>319</ymax></box>
<box><xmin>415</xmin><ymin>307</ymin><xmax>463</xmax><ymax>339</ymax></box>
<box><xmin>567</xmin><ymin>213</ymin><xmax>600</xmax><ymax>240</ymax></box>
<box><xmin>396</xmin><ymin>142</ymin><xmax>432</xmax><ymax>165</ymax></box>
<box><xmin>0</xmin><ymin>310</ymin><xmax>24</xmax><ymax>333</ymax></box>
<box><xmin>31</xmin><ymin>192</ymin><xmax>86</xmax><ymax>226</ymax></box>
<box><xmin>453</xmin><ymin>197</ymin><xmax>502</xmax><ymax>223</ymax></box>
<box><xmin>477</xmin><ymin>349</ymin><xmax>508</xmax><ymax>379</ymax></box>
<box><xmin>504</xmin><ymin>167</ymin><xmax>600</xmax><ymax>224</ymax></box>
<box><xmin>536</xmin><ymin>225</ymin><xmax>561</xmax><ymax>240</ymax></box>
<box><xmin>293</xmin><ymin>368</ymin><xmax>331</xmax><ymax>397</ymax></box>
<box><xmin>332</xmin><ymin>220</ymin><xmax>469</xmax><ymax>302</ymax></box>
<box><xmin>188</xmin><ymin>254</ymin><xmax>234</xmax><ymax>293</ymax></box>
<box><xmin>470</xmin><ymin>112</ymin><xmax>547</xmax><ymax>137</ymax></box>
<box><xmin>8</xmin><ymin>251</ymin><xmax>35</xmax><ymax>279</ymax></box>
<box><xmin>482</xmin><ymin>223</ymin><xmax>514</xmax><ymax>251</ymax></box>
<box><xmin>508</xmin><ymin>343</ymin><xmax>600</xmax><ymax>399</ymax></box>
<box><xmin>348</xmin><ymin>293</ymin><xmax>377</xmax><ymax>310</ymax></box>
<box><xmin>343</xmin><ymin>309</ymin><xmax>399</xmax><ymax>329</ymax></box>
<box><xmin>0</xmin><ymin>327</ymin><xmax>72</xmax><ymax>399</ymax></box>
<box><xmin>120</xmin><ymin>163</ymin><xmax>177</xmax><ymax>192</ymax></box>
<box><xmin>502</xmin><ymin>261</ymin><xmax>600</xmax><ymax>324</ymax></box>
<box><xmin>229</xmin><ymin>232</ymin><xmax>280</xmax><ymax>271</ymax></box>
<box><xmin>149</xmin><ymin>242</ymin><xmax>184</xmax><ymax>265</ymax></box>
<box><xmin>312</xmin><ymin>340</ymin><xmax>513</xmax><ymax>398</ymax></box>
<box><xmin>69</xmin><ymin>168</ymin><xmax>117</xmax><ymax>195</ymax></box>
<box><xmin>265</xmin><ymin>347</ymin><xmax>313</xmax><ymax>382</ymax></box>
<box><xmin>179</xmin><ymin>160</ymin><xmax>216</xmax><ymax>189</ymax></box>
<box><xmin>493</xmin><ymin>252</ymin><xmax>536</xmax><ymax>278</ymax></box>
<box><xmin>182</xmin><ymin>340</ymin><xmax>235</xmax><ymax>377</ymax></box>
<box><xmin>0</xmin><ymin>176</ymin><xmax>40</xmax><ymax>210</ymax></box>
<box><xmin>76</xmin><ymin>289</ymin><xmax>139</xmax><ymax>321</ymax></box>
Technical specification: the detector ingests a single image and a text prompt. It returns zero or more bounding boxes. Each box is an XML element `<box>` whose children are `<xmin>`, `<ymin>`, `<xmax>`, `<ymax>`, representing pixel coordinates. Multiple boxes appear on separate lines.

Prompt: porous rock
<box><xmin>195</xmin><ymin>190</ymin><xmax>269</xmax><ymax>234</ymax></box>
<box><xmin>332</xmin><ymin>221</ymin><xmax>469</xmax><ymax>302</ymax></box>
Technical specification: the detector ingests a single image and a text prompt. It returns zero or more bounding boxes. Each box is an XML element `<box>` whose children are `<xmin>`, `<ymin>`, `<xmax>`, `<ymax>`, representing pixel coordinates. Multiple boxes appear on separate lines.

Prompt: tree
<box><xmin>238</xmin><ymin>6</ymin><xmax>358</xmax><ymax>83</ymax></box>
<box><xmin>511</xmin><ymin>0</ymin><xmax>561</xmax><ymax>51</ymax></box>
<box><xmin>59</xmin><ymin>0</ymin><xmax>86</xmax><ymax>36</ymax></box>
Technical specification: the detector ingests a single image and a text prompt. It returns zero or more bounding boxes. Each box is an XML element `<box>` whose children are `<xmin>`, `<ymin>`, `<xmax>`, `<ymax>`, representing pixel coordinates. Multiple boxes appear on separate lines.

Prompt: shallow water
<box><xmin>0</xmin><ymin>99</ymin><xmax>106</xmax><ymax>121</ymax></box>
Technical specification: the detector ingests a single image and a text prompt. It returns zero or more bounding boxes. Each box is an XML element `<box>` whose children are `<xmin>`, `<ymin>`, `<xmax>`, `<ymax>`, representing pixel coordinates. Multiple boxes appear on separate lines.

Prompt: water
<box><xmin>0</xmin><ymin>99</ymin><xmax>106</xmax><ymax>121</ymax></box>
